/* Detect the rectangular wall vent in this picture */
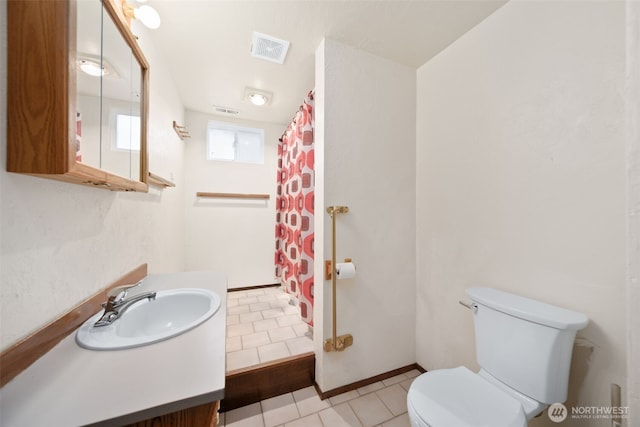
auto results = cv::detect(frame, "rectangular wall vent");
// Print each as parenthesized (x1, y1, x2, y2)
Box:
(251, 32, 290, 64)
(212, 105, 239, 115)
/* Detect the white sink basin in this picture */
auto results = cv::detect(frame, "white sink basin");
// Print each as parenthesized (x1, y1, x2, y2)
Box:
(76, 288, 221, 350)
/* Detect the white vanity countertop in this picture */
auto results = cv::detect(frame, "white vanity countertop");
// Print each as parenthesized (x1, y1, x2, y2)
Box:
(0, 271, 227, 427)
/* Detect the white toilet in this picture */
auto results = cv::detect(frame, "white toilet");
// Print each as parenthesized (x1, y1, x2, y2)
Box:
(407, 287, 588, 427)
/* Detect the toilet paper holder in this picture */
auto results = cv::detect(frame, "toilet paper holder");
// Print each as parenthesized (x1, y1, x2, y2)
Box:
(324, 258, 352, 280)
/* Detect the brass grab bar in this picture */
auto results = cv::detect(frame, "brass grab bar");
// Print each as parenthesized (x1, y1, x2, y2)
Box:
(324, 205, 353, 352)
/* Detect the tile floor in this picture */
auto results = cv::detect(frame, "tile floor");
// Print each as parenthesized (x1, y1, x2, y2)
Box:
(224, 287, 416, 426)
(226, 287, 314, 372)
(220, 370, 419, 427)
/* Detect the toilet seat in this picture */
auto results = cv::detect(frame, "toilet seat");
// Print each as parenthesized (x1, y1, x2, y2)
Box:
(407, 366, 527, 427)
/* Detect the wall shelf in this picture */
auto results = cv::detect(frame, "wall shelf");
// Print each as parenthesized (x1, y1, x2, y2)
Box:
(148, 172, 175, 188)
(173, 121, 191, 140)
(196, 192, 270, 200)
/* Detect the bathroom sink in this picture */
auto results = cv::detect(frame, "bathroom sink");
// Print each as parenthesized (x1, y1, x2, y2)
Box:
(76, 288, 221, 350)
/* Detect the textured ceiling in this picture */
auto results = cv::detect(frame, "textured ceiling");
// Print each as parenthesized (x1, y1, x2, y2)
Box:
(142, 0, 507, 124)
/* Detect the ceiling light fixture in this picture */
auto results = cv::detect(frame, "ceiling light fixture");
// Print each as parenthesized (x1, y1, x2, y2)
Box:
(244, 87, 272, 106)
(122, 3, 161, 29)
(77, 55, 120, 78)
(249, 93, 267, 106)
(79, 59, 106, 77)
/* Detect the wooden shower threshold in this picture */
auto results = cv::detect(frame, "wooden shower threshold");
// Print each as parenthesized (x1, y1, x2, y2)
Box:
(221, 352, 315, 412)
(220, 353, 424, 413)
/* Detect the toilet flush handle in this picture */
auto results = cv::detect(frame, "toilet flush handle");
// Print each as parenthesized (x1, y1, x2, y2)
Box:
(459, 300, 478, 314)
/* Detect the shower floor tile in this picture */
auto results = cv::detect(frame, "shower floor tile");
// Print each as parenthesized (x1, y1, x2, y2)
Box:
(226, 286, 313, 372)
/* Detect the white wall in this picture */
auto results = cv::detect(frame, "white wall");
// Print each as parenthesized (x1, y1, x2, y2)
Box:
(626, 0, 640, 424)
(182, 110, 283, 288)
(314, 38, 416, 391)
(133, 23, 187, 277)
(0, 8, 186, 351)
(416, 1, 628, 426)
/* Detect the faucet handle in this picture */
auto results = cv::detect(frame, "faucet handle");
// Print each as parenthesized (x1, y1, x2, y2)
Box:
(106, 281, 142, 301)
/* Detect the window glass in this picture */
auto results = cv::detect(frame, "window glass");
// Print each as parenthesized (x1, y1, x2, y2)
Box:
(236, 130, 264, 163)
(115, 114, 140, 151)
(207, 122, 264, 164)
(208, 128, 236, 161)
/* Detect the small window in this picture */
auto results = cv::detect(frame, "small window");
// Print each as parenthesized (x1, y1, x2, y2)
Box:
(207, 121, 264, 164)
(115, 114, 140, 151)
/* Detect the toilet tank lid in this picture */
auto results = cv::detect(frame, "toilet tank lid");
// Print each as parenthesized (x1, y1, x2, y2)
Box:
(467, 287, 589, 330)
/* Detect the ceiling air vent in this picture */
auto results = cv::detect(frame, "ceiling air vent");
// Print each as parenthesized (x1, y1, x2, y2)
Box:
(251, 32, 290, 64)
(212, 105, 239, 115)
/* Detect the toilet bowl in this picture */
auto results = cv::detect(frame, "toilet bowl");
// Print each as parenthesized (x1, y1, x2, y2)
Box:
(407, 287, 588, 427)
(407, 367, 528, 427)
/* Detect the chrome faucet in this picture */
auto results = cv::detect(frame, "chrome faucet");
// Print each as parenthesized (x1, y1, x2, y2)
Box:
(94, 281, 156, 327)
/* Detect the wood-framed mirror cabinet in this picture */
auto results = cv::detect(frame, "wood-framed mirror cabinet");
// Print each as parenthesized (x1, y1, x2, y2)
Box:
(7, 0, 150, 192)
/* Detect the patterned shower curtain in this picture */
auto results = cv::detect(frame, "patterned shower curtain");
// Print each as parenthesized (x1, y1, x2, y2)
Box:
(275, 92, 315, 326)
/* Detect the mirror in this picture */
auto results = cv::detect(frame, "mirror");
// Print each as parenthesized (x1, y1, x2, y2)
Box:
(75, 0, 145, 182)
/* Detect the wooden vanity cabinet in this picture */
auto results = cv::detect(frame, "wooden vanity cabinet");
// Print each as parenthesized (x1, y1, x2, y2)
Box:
(7, 0, 149, 192)
(126, 401, 220, 427)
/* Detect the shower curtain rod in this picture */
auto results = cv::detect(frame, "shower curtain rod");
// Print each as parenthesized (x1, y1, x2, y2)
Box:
(280, 89, 315, 140)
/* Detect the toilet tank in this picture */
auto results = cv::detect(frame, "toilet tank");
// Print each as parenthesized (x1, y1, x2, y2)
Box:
(467, 287, 588, 404)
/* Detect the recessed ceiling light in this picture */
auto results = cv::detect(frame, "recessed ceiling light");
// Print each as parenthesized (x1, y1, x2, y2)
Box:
(77, 54, 120, 79)
(244, 87, 272, 106)
(248, 93, 267, 106)
(79, 59, 106, 77)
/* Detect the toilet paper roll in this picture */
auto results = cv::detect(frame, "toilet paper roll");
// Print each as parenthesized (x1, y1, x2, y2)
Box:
(335, 262, 356, 280)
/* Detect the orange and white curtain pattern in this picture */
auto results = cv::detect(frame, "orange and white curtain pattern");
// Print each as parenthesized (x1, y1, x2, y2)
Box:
(275, 92, 315, 326)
